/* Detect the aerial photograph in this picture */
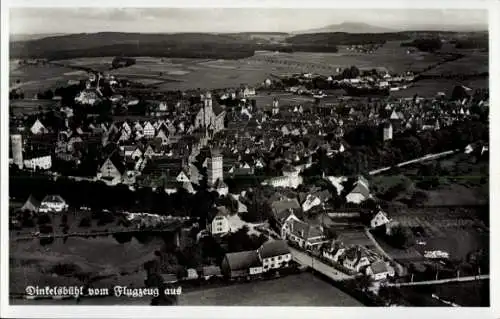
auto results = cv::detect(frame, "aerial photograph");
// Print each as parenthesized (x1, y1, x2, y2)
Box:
(7, 7, 489, 307)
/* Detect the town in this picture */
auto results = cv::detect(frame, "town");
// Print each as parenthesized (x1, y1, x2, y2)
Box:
(7, 10, 489, 308)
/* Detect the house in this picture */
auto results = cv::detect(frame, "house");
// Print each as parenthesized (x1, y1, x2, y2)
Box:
(214, 178, 229, 197)
(186, 268, 199, 280)
(286, 219, 327, 250)
(221, 250, 263, 279)
(98, 153, 126, 185)
(370, 210, 391, 229)
(342, 247, 371, 273)
(143, 122, 156, 138)
(156, 130, 169, 145)
(322, 241, 346, 263)
(30, 119, 48, 135)
(38, 195, 68, 213)
(243, 87, 256, 98)
(366, 260, 393, 281)
(176, 169, 191, 183)
(207, 206, 231, 236)
(257, 240, 292, 272)
(346, 176, 371, 204)
(200, 266, 222, 280)
(20, 195, 40, 213)
(270, 197, 301, 236)
(23, 154, 52, 170)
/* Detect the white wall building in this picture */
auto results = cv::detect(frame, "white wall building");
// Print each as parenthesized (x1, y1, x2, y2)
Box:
(23, 155, 52, 170)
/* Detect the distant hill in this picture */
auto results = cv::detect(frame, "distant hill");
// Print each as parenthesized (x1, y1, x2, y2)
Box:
(294, 22, 395, 34)
(9, 33, 67, 42)
(295, 22, 488, 34)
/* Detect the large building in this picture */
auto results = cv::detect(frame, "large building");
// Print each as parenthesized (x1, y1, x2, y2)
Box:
(194, 92, 226, 136)
(207, 148, 223, 187)
(10, 134, 23, 169)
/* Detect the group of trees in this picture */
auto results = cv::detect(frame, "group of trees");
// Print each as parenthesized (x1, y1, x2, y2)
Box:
(401, 38, 443, 52)
(9, 89, 25, 100)
(306, 118, 488, 177)
(9, 176, 222, 221)
(111, 56, 136, 69)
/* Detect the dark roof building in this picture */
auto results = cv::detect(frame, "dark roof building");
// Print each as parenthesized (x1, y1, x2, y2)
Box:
(258, 240, 290, 259)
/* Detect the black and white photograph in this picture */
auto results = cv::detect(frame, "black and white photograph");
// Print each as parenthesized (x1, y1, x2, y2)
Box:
(0, 1, 497, 318)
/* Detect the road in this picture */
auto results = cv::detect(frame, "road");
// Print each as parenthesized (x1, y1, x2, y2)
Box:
(369, 149, 459, 176)
(289, 246, 354, 281)
(364, 227, 405, 276)
(383, 274, 489, 287)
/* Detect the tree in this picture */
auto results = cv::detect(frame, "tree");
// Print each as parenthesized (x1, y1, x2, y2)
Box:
(388, 225, 415, 249)
(354, 274, 372, 292)
(79, 217, 91, 228)
(37, 214, 52, 225)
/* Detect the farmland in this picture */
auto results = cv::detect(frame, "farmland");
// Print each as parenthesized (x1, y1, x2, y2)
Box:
(369, 150, 489, 265)
(10, 61, 87, 98)
(10, 39, 488, 95)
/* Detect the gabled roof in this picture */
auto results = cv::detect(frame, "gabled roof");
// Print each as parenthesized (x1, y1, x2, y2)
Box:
(41, 194, 66, 204)
(102, 151, 126, 175)
(258, 240, 290, 259)
(369, 260, 388, 274)
(224, 250, 261, 271)
(289, 219, 323, 240)
(21, 195, 40, 212)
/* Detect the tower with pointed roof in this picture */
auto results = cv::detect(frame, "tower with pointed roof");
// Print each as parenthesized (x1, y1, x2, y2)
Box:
(207, 147, 223, 187)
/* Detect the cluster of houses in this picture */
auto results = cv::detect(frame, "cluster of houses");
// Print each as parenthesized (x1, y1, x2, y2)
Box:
(268, 193, 396, 281)
(18, 194, 69, 214)
(221, 240, 292, 280)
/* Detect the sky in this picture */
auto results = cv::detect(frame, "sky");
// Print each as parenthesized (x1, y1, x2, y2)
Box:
(9, 8, 488, 34)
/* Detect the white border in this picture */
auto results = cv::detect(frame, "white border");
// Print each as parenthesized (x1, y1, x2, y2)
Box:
(1, 1, 498, 318)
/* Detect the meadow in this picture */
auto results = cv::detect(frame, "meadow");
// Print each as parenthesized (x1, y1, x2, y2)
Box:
(10, 61, 87, 98)
(11, 40, 488, 95)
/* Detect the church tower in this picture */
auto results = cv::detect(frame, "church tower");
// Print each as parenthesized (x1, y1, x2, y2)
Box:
(272, 98, 279, 115)
(10, 134, 23, 169)
(383, 122, 393, 141)
(207, 147, 223, 187)
(201, 91, 213, 137)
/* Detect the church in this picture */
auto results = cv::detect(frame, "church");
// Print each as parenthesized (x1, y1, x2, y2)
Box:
(194, 91, 226, 136)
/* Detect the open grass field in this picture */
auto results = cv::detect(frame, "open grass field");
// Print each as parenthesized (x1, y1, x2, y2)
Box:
(10, 99, 57, 116)
(399, 279, 489, 307)
(10, 61, 87, 98)
(377, 206, 488, 263)
(179, 272, 363, 306)
(422, 51, 488, 76)
(46, 43, 458, 91)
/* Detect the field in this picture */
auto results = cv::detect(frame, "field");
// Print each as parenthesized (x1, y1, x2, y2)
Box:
(399, 279, 489, 307)
(370, 151, 489, 263)
(10, 99, 57, 116)
(179, 272, 363, 306)
(11, 41, 488, 96)
(422, 51, 488, 76)
(48, 42, 454, 91)
(10, 61, 87, 98)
